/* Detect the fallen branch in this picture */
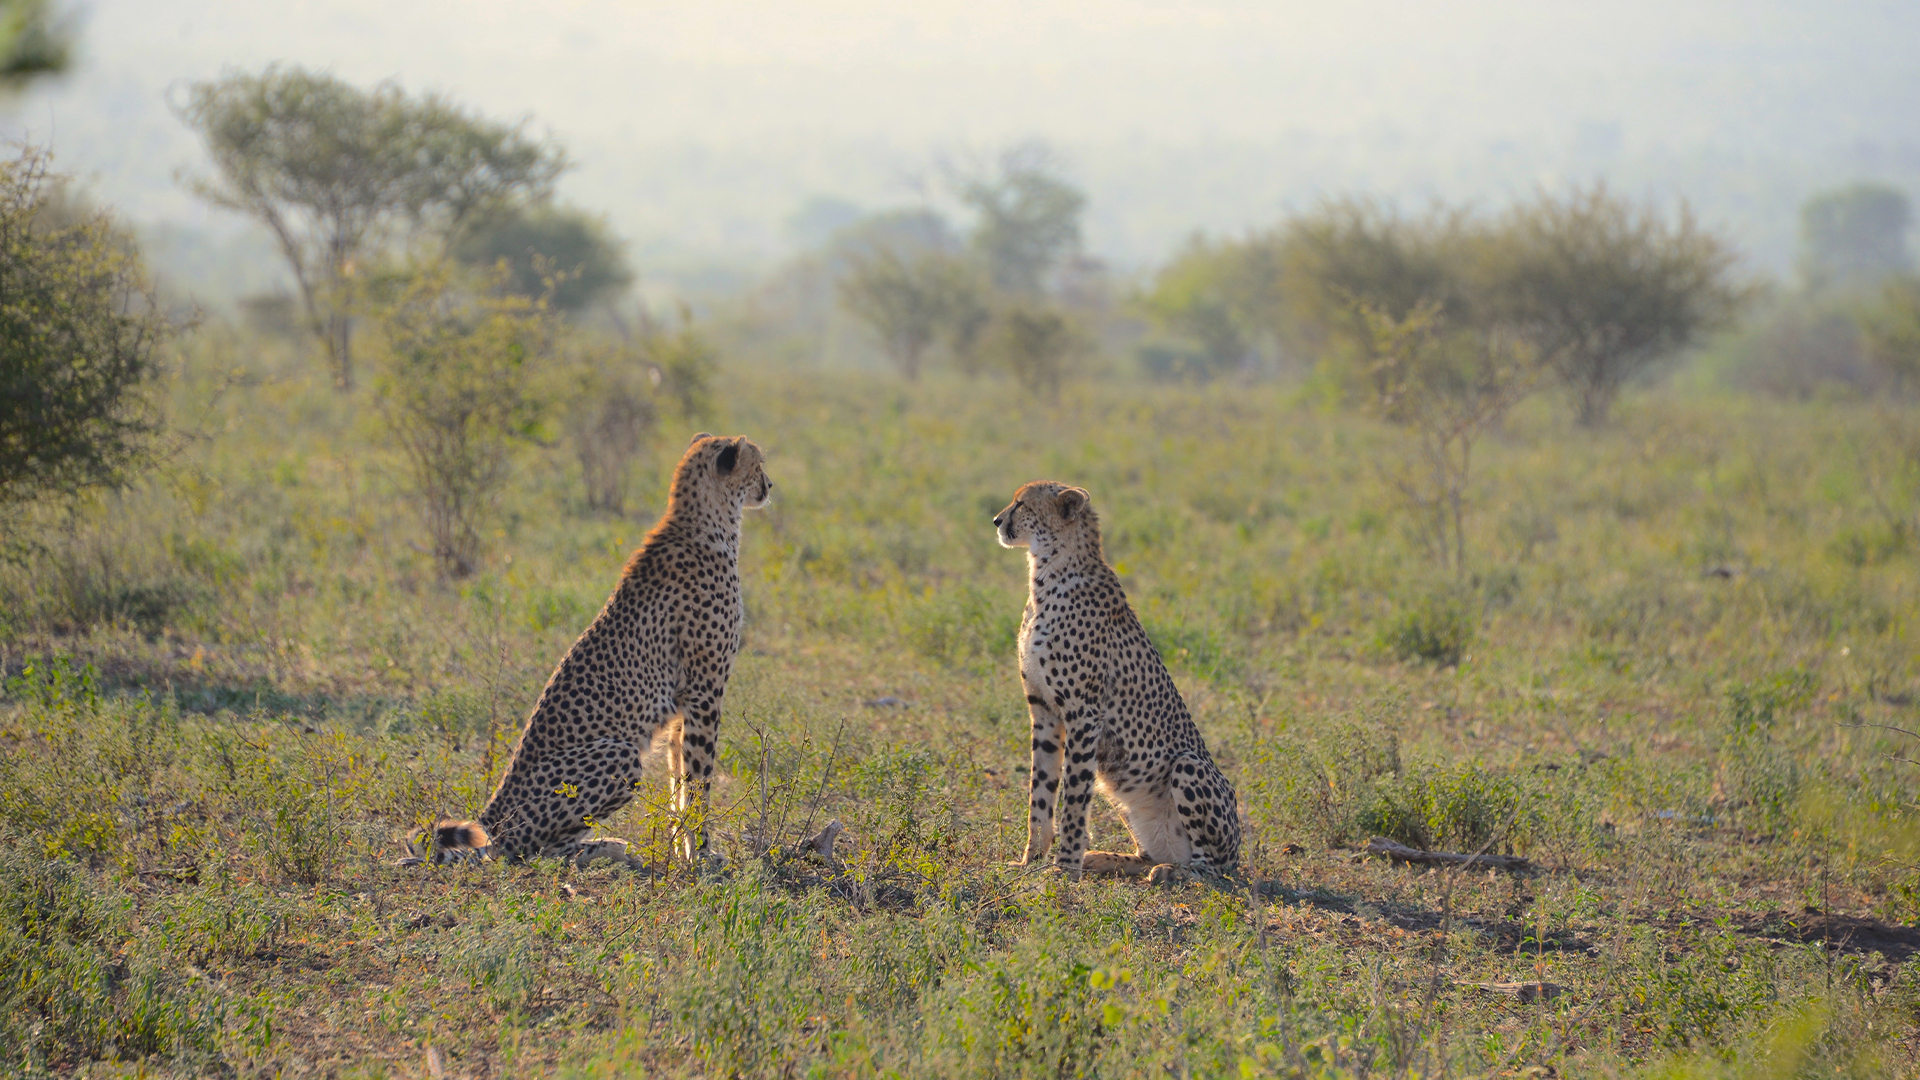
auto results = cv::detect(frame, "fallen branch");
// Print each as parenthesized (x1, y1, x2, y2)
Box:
(1465, 980, 1563, 1002)
(1364, 837, 1532, 873)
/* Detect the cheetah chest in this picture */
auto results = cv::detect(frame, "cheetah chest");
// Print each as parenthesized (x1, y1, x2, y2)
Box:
(1017, 599, 1105, 709)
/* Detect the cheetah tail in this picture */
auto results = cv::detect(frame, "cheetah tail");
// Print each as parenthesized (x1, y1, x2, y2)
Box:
(434, 819, 490, 851)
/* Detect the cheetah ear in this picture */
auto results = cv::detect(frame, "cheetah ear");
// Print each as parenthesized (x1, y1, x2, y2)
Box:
(1056, 487, 1089, 521)
(715, 440, 739, 475)
(690, 431, 713, 445)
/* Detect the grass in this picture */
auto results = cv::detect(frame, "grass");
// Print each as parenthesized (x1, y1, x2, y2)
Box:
(1, 328, 1918, 1076)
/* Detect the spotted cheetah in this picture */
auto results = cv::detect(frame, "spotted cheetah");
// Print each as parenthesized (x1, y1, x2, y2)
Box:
(994, 481, 1241, 878)
(408, 434, 772, 868)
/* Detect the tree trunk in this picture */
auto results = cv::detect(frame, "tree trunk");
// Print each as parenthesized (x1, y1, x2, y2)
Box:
(326, 311, 354, 391)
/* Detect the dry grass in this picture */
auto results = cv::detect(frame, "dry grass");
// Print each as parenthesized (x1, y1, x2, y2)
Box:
(1, 330, 1918, 1077)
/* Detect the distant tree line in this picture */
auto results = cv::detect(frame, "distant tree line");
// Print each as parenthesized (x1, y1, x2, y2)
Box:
(1725, 182, 1919, 399)
(832, 144, 1091, 400)
(1135, 186, 1743, 426)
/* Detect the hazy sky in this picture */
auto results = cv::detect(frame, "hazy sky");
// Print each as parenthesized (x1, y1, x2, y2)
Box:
(5, 0, 1917, 290)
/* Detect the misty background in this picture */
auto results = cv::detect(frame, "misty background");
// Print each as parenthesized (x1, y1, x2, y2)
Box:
(3, 0, 1917, 303)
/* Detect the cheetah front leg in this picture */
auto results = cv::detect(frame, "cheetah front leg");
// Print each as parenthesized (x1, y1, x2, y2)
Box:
(1051, 698, 1103, 876)
(1015, 692, 1064, 866)
(672, 680, 727, 861)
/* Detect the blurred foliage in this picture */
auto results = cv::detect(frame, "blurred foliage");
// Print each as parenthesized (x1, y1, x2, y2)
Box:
(559, 312, 715, 514)
(953, 143, 1086, 297)
(178, 65, 567, 389)
(562, 339, 658, 515)
(980, 299, 1082, 403)
(837, 246, 981, 381)
(1133, 234, 1258, 381)
(1490, 183, 1742, 425)
(369, 257, 554, 577)
(0, 147, 169, 520)
(0, 0, 69, 89)
(1131, 189, 1739, 425)
(1799, 182, 1913, 296)
(1859, 275, 1920, 393)
(450, 202, 632, 313)
(1355, 300, 1537, 570)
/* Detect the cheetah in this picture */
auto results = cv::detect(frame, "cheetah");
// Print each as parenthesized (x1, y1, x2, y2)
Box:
(993, 481, 1241, 879)
(407, 434, 772, 869)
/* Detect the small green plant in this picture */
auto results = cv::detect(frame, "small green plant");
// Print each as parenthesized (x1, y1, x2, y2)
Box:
(446, 918, 543, 1012)
(1717, 670, 1816, 831)
(371, 256, 555, 577)
(1378, 589, 1476, 664)
(0, 849, 225, 1070)
(1357, 763, 1530, 852)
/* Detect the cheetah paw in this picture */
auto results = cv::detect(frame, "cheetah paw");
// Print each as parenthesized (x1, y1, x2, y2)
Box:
(1147, 863, 1189, 886)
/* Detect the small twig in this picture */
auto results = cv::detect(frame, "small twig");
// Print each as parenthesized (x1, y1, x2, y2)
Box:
(1838, 721, 1920, 742)
(793, 716, 850, 852)
(1365, 837, 1532, 873)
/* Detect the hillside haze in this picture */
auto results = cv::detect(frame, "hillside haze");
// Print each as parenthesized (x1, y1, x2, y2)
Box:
(3, 0, 1916, 294)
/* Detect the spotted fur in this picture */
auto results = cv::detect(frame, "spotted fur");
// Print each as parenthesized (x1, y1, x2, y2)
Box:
(411, 434, 771, 869)
(994, 481, 1241, 877)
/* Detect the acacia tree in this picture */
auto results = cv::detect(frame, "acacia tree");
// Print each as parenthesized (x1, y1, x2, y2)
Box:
(1276, 198, 1477, 360)
(1861, 277, 1920, 393)
(0, 148, 169, 517)
(1357, 301, 1537, 573)
(837, 247, 978, 380)
(954, 144, 1085, 296)
(178, 66, 566, 389)
(1491, 184, 1739, 426)
(984, 301, 1081, 403)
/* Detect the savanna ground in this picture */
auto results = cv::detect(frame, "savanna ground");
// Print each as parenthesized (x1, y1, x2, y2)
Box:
(3, 329, 1920, 1078)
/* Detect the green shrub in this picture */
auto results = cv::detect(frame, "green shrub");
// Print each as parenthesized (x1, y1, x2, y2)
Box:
(926, 940, 1104, 1078)
(1240, 714, 1405, 849)
(0, 849, 224, 1071)
(1377, 590, 1475, 664)
(648, 872, 831, 1073)
(1357, 764, 1530, 852)
(446, 919, 543, 1012)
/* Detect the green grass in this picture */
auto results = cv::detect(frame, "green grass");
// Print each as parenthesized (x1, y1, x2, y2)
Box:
(1, 331, 1919, 1076)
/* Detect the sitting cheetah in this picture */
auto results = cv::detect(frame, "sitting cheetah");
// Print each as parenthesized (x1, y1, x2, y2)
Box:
(407, 434, 772, 868)
(994, 481, 1240, 878)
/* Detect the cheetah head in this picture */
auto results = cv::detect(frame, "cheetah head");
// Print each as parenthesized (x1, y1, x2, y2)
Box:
(994, 481, 1095, 553)
(682, 433, 773, 511)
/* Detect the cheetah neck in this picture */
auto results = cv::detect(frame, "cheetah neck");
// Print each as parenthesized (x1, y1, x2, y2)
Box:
(1026, 543, 1105, 591)
(650, 496, 743, 557)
